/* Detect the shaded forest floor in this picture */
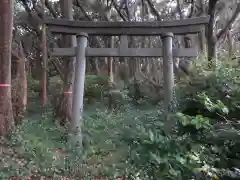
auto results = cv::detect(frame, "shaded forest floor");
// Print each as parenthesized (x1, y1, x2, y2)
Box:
(2, 59, 240, 179)
(0, 98, 159, 179)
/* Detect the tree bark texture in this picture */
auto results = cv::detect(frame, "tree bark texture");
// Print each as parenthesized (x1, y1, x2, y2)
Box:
(41, 0, 47, 105)
(11, 43, 27, 125)
(58, 0, 76, 127)
(0, 0, 14, 136)
(108, 37, 114, 82)
(207, 0, 218, 67)
(227, 30, 233, 58)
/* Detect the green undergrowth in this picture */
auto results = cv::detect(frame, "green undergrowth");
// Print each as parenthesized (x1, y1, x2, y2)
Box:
(1, 101, 234, 180)
(0, 103, 161, 179)
(2, 57, 240, 179)
(0, 116, 65, 178)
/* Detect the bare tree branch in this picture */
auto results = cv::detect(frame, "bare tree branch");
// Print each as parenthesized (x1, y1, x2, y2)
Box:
(112, 0, 128, 21)
(45, 0, 58, 18)
(217, 3, 240, 40)
(187, 0, 195, 18)
(145, 0, 161, 20)
(176, 0, 184, 19)
(51, 59, 64, 80)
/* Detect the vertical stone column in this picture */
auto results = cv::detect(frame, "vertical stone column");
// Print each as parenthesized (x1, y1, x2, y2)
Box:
(69, 32, 88, 148)
(161, 32, 175, 133)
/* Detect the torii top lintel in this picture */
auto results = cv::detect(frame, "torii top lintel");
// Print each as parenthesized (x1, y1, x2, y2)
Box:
(44, 16, 209, 36)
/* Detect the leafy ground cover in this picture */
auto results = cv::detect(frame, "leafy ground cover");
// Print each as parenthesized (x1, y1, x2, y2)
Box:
(1, 59, 240, 180)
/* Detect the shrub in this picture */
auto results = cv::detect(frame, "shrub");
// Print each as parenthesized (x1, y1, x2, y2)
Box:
(84, 75, 109, 103)
(122, 59, 240, 180)
(176, 59, 240, 119)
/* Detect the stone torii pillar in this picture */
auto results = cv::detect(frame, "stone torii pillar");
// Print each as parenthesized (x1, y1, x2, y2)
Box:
(68, 32, 88, 147)
(161, 33, 175, 133)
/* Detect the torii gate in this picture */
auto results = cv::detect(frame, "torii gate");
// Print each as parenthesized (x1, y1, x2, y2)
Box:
(44, 16, 209, 141)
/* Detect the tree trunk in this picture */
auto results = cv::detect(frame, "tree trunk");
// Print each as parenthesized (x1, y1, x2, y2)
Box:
(207, 0, 219, 67)
(0, 0, 14, 136)
(198, 0, 207, 56)
(198, 29, 206, 56)
(89, 57, 100, 75)
(11, 43, 27, 125)
(108, 37, 114, 82)
(58, 0, 76, 127)
(227, 30, 233, 59)
(41, 0, 47, 105)
(128, 36, 136, 78)
(32, 47, 41, 80)
(207, 36, 217, 66)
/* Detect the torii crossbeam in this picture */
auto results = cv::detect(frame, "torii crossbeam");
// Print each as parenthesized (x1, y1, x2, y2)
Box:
(44, 16, 209, 35)
(44, 16, 209, 139)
